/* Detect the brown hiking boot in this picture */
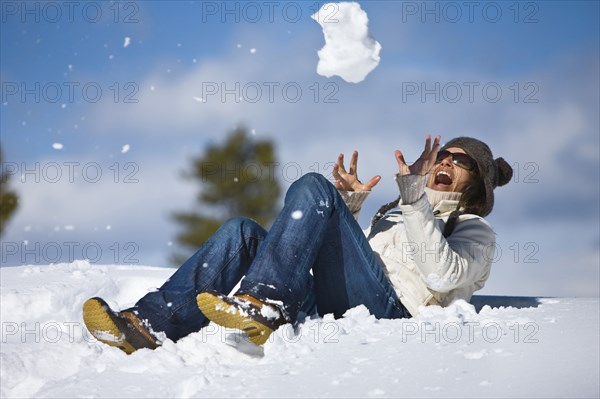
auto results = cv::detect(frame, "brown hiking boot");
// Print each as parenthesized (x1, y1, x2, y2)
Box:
(82, 297, 160, 354)
(197, 291, 286, 346)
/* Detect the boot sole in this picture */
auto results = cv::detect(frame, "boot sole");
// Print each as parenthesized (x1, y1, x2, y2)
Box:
(82, 298, 137, 354)
(197, 292, 274, 346)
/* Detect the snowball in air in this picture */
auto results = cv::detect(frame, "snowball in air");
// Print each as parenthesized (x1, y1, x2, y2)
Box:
(121, 144, 130, 153)
(123, 37, 131, 48)
(311, 2, 381, 83)
(291, 210, 303, 220)
(52, 143, 63, 150)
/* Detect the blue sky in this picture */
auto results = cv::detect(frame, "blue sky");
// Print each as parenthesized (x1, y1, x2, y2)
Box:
(1, 1, 599, 297)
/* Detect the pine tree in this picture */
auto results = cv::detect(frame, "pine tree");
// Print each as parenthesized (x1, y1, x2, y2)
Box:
(0, 146, 19, 237)
(172, 128, 281, 265)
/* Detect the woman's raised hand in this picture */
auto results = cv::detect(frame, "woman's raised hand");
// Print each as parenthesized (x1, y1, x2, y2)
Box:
(332, 151, 381, 192)
(394, 135, 441, 176)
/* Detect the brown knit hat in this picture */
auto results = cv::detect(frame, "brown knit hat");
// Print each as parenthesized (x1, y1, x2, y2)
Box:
(440, 137, 513, 217)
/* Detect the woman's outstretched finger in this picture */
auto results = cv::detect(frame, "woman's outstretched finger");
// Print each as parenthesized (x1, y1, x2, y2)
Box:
(364, 175, 381, 190)
(332, 163, 341, 179)
(394, 150, 406, 168)
(332, 164, 343, 188)
(349, 151, 358, 175)
(337, 153, 347, 173)
(427, 135, 442, 167)
(423, 134, 431, 156)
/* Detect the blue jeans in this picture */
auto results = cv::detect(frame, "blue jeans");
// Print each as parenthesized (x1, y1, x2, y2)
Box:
(133, 173, 410, 341)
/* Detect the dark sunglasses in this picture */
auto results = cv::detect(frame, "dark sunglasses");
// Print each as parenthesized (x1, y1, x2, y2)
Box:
(435, 150, 477, 171)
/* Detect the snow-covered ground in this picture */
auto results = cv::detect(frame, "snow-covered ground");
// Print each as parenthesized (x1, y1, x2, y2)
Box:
(1, 261, 598, 398)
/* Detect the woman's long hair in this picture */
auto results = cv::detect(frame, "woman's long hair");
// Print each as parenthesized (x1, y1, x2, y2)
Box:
(456, 167, 487, 217)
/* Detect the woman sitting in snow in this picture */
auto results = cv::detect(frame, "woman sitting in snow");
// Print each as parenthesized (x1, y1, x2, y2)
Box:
(83, 135, 513, 353)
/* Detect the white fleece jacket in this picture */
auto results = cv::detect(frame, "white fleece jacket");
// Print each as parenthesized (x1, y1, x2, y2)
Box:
(340, 177, 496, 317)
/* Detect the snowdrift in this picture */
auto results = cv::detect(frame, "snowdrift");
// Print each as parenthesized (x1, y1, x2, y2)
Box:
(1, 261, 598, 398)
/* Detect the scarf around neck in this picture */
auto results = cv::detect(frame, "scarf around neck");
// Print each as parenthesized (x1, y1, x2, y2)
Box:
(424, 187, 462, 211)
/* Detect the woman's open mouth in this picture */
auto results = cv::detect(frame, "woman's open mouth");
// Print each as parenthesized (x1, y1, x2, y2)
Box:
(432, 170, 454, 190)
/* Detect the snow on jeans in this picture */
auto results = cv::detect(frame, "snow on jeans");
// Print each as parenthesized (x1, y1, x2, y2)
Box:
(133, 173, 410, 342)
